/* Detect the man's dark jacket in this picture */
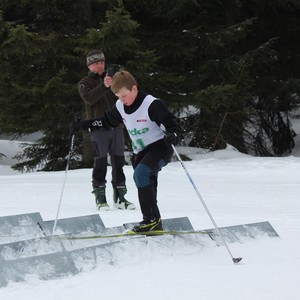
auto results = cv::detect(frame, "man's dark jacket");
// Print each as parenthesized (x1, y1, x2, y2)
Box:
(78, 72, 117, 119)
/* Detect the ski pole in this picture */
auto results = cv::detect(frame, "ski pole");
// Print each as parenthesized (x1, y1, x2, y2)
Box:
(171, 144, 242, 264)
(52, 116, 78, 235)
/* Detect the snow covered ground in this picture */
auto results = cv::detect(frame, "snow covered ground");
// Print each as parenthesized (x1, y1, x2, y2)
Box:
(0, 139, 300, 299)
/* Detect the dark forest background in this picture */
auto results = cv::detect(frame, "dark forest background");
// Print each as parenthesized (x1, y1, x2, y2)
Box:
(0, 0, 299, 171)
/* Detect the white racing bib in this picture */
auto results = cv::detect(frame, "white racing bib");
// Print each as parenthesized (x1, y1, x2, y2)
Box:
(116, 95, 164, 153)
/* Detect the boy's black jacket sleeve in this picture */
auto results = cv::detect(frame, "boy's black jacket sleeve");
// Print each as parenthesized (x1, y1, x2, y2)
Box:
(102, 106, 123, 128)
(148, 99, 181, 136)
(79, 106, 123, 131)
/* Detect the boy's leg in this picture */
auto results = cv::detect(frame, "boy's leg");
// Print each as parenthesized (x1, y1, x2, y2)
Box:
(133, 150, 169, 222)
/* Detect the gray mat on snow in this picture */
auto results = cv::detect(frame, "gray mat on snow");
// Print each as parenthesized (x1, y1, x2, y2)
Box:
(0, 237, 142, 288)
(0, 211, 280, 288)
(0, 212, 49, 245)
(205, 221, 279, 244)
(43, 214, 106, 235)
(0, 251, 78, 287)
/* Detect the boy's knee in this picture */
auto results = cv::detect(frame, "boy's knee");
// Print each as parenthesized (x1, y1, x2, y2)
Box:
(133, 163, 151, 188)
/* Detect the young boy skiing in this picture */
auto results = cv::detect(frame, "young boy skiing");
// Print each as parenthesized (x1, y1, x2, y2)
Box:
(72, 71, 181, 233)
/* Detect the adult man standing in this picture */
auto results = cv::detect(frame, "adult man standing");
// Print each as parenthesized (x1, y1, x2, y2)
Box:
(78, 49, 135, 211)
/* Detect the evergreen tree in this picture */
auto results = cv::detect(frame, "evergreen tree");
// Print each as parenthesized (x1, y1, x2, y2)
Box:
(122, 0, 300, 155)
(195, 0, 300, 155)
(1, 0, 299, 172)
(0, 0, 88, 171)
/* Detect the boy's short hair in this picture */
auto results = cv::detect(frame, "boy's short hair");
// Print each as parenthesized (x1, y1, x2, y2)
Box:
(111, 71, 138, 94)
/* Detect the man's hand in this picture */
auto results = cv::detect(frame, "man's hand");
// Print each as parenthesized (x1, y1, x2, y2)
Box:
(104, 75, 113, 88)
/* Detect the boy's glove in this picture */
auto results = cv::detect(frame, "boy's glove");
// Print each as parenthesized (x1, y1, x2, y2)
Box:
(163, 132, 178, 146)
(69, 119, 93, 137)
(69, 118, 108, 137)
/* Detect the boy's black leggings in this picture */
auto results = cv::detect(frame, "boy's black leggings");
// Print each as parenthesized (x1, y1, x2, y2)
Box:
(132, 140, 173, 221)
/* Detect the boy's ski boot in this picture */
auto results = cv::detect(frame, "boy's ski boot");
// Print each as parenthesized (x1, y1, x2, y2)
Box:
(131, 218, 163, 233)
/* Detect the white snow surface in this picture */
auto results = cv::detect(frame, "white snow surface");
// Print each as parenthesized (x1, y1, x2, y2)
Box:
(0, 141, 300, 299)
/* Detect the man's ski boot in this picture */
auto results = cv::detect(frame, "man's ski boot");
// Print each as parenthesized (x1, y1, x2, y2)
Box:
(113, 186, 135, 210)
(93, 186, 110, 211)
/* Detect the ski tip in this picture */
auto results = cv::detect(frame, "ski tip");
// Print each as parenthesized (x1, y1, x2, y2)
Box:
(233, 257, 242, 264)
